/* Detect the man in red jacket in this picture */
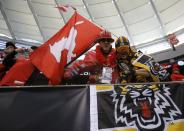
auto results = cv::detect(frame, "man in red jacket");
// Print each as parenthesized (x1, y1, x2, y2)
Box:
(0, 46, 39, 86)
(64, 30, 119, 84)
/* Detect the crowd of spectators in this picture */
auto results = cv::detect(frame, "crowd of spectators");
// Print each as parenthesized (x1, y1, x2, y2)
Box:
(63, 30, 169, 85)
(0, 30, 183, 86)
(161, 58, 184, 81)
(0, 42, 42, 86)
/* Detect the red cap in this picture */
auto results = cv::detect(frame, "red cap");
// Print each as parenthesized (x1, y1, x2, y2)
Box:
(95, 30, 114, 43)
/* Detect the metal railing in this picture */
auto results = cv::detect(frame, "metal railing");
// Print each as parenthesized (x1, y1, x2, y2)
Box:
(0, 81, 184, 88)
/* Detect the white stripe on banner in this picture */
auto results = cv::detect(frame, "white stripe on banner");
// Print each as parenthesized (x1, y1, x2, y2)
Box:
(90, 85, 98, 131)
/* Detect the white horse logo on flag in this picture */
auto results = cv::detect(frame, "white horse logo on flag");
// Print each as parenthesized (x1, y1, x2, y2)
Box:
(49, 21, 84, 63)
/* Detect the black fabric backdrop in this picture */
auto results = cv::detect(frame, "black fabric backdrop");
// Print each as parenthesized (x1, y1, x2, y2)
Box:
(0, 86, 90, 131)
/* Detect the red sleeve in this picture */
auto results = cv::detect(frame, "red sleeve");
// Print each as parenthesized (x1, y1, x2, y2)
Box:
(64, 50, 97, 77)
(83, 50, 97, 66)
(0, 64, 6, 80)
(0, 60, 35, 86)
(170, 73, 184, 81)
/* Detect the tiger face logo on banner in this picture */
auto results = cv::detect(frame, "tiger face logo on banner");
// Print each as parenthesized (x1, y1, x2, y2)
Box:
(113, 84, 182, 130)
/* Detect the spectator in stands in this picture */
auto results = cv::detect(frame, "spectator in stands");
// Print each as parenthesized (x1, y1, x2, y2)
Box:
(0, 45, 43, 86)
(115, 36, 169, 83)
(0, 41, 18, 80)
(170, 67, 184, 81)
(64, 30, 119, 84)
(25, 45, 48, 86)
(22, 46, 38, 59)
(0, 50, 4, 63)
(28, 46, 38, 53)
(2, 41, 17, 70)
(115, 36, 152, 83)
(168, 58, 178, 73)
(0, 50, 6, 80)
(2, 41, 27, 71)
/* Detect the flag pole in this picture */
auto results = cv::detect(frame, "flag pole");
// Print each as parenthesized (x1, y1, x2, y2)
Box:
(65, 40, 97, 67)
(171, 44, 176, 51)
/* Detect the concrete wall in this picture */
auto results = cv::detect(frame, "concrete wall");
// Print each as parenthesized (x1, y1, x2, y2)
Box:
(150, 44, 184, 62)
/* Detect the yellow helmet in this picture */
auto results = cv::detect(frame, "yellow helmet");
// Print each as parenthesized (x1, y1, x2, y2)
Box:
(115, 36, 130, 49)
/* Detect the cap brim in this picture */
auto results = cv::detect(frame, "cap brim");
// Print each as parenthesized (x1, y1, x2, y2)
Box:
(95, 37, 114, 43)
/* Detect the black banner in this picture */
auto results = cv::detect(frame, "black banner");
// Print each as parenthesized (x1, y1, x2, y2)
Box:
(0, 86, 90, 131)
(93, 84, 184, 131)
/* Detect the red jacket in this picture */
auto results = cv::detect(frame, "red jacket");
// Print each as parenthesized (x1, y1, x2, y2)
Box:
(170, 73, 184, 81)
(0, 59, 35, 86)
(0, 64, 6, 80)
(64, 45, 119, 84)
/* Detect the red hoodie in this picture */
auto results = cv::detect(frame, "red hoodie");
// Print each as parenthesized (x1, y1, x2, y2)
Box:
(171, 73, 184, 81)
(0, 59, 35, 86)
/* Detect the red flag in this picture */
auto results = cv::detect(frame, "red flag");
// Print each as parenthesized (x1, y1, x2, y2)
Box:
(167, 33, 179, 45)
(0, 59, 35, 86)
(56, 4, 76, 12)
(30, 12, 103, 85)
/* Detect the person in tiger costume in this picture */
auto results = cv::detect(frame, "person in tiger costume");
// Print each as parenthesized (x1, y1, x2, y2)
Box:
(115, 36, 168, 83)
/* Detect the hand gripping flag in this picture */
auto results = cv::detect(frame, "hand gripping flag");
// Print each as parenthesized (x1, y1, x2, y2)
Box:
(30, 11, 102, 85)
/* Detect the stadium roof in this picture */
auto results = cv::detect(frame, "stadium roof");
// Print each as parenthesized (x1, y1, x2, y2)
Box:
(0, 0, 184, 54)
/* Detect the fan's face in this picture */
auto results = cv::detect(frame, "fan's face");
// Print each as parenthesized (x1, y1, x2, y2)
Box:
(4, 46, 15, 54)
(99, 40, 112, 54)
(117, 51, 128, 60)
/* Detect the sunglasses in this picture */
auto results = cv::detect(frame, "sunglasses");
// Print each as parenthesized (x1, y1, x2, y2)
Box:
(100, 39, 112, 43)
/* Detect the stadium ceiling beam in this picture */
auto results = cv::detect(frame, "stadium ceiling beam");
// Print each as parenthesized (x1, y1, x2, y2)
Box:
(81, 0, 94, 21)
(0, 1, 16, 40)
(0, 35, 41, 47)
(149, 0, 165, 35)
(27, 0, 46, 42)
(112, 0, 134, 46)
(149, 0, 175, 49)
(54, 0, 66, 24)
